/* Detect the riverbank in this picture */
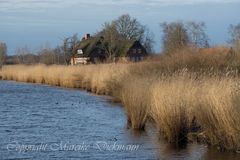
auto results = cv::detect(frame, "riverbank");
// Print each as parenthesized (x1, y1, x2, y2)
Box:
(1, 48, 240, 152)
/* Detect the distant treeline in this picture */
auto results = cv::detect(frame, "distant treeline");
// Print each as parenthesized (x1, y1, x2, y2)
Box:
(0, 14, 240, 65)
(5, 45, 66, 65)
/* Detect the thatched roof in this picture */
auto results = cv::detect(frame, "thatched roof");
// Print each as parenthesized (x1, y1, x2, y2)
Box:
(76, 37, 104, 57)
(76, 36, 147, 58)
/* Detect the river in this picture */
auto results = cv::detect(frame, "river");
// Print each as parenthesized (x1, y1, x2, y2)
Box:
(0, 81, 239, 160)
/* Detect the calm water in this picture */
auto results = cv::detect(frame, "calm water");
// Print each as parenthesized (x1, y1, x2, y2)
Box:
(0, 81, 239, 160)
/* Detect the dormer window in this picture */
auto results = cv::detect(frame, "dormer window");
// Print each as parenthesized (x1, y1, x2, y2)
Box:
(77, 49, 83, 55)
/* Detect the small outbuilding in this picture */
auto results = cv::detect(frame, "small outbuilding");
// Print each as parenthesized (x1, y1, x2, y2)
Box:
(126, 41, 148, 62)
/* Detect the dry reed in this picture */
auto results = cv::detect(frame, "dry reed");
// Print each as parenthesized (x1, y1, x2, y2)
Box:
(119, 76, 152, 130)
(0, 64, 129, 95)
(1, 48, 240, 151)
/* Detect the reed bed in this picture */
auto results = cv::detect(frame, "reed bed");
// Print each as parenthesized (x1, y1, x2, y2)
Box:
(117, 71, 240, 150)
(0, 64, 129, 94)
(150, 74, 240, 150)
(1, 48, 240, 151)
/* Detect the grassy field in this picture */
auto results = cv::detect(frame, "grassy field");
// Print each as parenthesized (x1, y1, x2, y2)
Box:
(1, 47, 240, 151)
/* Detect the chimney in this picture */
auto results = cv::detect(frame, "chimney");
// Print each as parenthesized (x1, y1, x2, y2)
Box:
(84, 33, 90, 40)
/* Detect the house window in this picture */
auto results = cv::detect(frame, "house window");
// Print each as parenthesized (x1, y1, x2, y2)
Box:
(138, 49, 142, 54)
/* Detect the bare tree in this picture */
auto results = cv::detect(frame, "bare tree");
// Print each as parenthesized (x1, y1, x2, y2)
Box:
(97, 14, 154, 58)
(98, 23, 126, 59)
(15, 46, 37, 64)
(229, 23, 240, 51)
(113, 14, 145, 40)
(160, 21, 210, 54)
(54, 46, 66, 64)
(186, 21, 209, 48)
(37, 43, 66, 65)
(63, 38, 70, 64)
(38, 46, 55, 65)
(161, 22, 190, 54)
(113, 14, 154, 52)
(142, 27, 155, 53)
(16, 46, 29, 64)
(0, 42, 7, 68)
(63, 33, 80, 65)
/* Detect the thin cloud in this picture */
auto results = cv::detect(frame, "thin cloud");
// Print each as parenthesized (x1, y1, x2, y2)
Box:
(0, 0, 239, 12)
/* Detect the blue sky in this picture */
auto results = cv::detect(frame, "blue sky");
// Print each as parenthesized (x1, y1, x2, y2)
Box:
(0, 0, 239, 54)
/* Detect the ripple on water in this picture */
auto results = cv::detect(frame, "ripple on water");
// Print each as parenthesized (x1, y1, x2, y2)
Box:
(0, 81, 240, 160)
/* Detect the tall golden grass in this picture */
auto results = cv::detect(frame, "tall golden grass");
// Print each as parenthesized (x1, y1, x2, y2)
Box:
(119, 76, 152, 130)
(0, 64, 129, 94)
(149, 73, 240, 150)
(1, 48, 240, 151)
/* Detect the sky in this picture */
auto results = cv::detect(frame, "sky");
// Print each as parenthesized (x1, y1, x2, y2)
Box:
(0, 0, 239, 54)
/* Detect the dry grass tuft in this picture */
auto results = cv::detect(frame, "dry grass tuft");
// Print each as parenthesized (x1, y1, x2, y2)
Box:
(149, 74, 197, 144)
(193, 77, 240, 150)
(119, 76, 152, 130)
